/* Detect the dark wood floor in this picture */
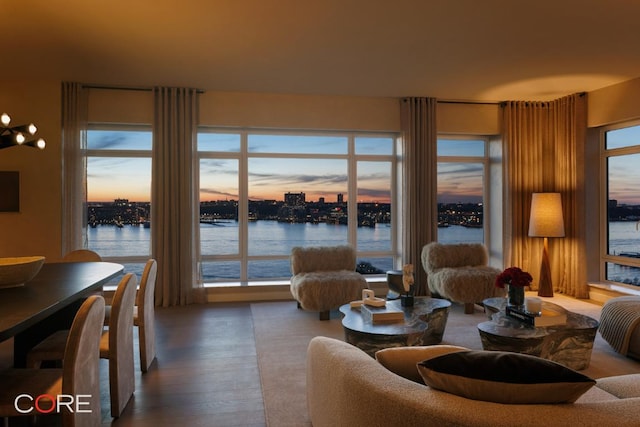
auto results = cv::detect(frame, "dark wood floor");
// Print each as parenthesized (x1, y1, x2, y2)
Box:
(1, 303, 267, 427)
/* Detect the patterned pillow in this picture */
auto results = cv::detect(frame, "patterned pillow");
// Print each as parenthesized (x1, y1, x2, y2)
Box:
(375, 345, 469, 384)
(417, 350, 596, 404)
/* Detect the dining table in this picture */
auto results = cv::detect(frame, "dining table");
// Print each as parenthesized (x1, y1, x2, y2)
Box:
(0, 261, 124, 367)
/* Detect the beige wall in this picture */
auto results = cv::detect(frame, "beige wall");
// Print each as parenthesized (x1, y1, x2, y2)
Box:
(588, 77, 640, 127)
(1, 80, 639, 263)
(0, 80, 61, 260)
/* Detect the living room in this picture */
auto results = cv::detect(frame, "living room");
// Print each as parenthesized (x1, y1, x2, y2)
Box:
(2, 1, 640, 426)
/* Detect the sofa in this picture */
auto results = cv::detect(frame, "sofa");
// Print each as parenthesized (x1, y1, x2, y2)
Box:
(307, 336, 640, 427)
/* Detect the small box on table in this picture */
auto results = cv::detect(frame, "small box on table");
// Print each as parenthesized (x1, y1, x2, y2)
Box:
(506, 305, 567, 327)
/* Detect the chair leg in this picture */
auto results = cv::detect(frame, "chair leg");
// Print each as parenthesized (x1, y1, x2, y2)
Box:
(464, 303, 475, 314)
(319, 310, 330, 321)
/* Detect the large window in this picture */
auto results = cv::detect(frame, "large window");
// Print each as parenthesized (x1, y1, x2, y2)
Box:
(602, 123, 640, 287)
(436, 137, 488, 245)
(198, 130, 398, 284)
(85, 126, 152, 278)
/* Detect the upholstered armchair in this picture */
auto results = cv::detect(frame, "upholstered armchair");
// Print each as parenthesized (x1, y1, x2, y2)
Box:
(421, 242, 503, 314)
(290, 245, 368, 320)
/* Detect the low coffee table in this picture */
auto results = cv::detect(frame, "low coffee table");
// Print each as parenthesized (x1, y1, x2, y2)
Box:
(478, 297, 599, 370)
(339, 297, 451, 357)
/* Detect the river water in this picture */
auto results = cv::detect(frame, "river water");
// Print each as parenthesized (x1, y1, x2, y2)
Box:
(87, 221, 638, 284)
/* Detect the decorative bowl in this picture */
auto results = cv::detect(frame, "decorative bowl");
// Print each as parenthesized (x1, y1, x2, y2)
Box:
(0, 256, 46, 288)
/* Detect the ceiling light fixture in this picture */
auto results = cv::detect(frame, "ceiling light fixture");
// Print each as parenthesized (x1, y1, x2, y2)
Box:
(0, 113, 46, 150)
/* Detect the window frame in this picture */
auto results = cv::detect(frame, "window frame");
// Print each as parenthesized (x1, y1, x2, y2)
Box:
(436, 135, 492, 247)
(197, 127, 399, 284)
(600, 120, 640, 287)
(85, 123, 153, 266)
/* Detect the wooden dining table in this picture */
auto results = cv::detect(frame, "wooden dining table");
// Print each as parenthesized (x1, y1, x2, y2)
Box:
(0, 261, 124, 367)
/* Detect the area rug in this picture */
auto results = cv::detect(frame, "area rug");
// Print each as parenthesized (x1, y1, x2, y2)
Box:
(251, 295, 640, 426)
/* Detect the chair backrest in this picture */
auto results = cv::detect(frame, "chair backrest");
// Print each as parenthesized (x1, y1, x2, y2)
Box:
(63, 249, 103, 262)
(61, 295, 105, 427)
(421, 242, 489, 273)
(109, 273, 137, 352)
(290, 245, 356, 275)
(137, 259, 158, 310)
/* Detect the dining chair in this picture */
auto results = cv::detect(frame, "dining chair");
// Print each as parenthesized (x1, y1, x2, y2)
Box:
(26, 273, 138, 418)
(135, 259, 158, 372)
(0, 295, 105, 427)
(104, 259, 158, 373)
(63, 249, 103, 262)
(63, 249, 105, 296)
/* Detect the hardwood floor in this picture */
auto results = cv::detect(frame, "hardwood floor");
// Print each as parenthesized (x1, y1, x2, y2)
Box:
(1, 303, 267, 427)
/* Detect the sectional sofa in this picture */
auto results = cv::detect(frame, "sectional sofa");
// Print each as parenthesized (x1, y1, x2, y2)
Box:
(307, 336, 640, 427)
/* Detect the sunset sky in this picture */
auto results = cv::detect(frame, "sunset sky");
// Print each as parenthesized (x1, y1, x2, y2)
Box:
(86, 129, 640, 205)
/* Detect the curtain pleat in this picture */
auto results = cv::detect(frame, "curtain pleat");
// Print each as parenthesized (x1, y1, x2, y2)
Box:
(502, 94, 588, 297)
(152, 87, 205, 307)
(400, 97, 438, 296)
(61, 82, 88, 255)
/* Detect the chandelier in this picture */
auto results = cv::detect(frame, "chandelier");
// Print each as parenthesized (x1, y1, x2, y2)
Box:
(0, 113, 46, 150)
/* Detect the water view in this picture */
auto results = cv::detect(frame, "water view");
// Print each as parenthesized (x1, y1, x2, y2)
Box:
(88, 221, 639, 285)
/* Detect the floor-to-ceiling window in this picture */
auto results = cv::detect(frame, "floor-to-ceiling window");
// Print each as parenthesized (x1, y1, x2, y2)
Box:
(197, 129, 398, 284)
(602, 122, 640, 287)
(436, 136, 489, 245)
(85, 125, 152, 278)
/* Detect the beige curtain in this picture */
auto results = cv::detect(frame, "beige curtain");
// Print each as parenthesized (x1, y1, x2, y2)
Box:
(400, 97, 438, 296)
(61, 82, 89, 255)
(152, 87, 205, 306)
(502, 94, 588, 297)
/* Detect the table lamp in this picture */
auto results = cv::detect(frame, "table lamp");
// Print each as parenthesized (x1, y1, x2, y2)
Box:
(528, 192, 565, 297)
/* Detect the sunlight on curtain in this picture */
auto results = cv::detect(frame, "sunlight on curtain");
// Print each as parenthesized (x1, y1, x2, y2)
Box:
(502, 94, 587, 297)
(152, 87, 205, 306)
(400, 97, 438, 296)
(61, 82, 88, 255)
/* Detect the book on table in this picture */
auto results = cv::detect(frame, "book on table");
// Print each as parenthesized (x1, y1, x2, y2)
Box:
(360, 303, 405, 324)
(506, 305, 567, 327)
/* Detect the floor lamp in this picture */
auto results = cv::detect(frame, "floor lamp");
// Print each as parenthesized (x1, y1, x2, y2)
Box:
(528, 193, 565, 297)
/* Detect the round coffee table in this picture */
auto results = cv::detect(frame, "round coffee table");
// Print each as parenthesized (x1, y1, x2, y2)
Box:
(478, 297, 599, 370)
(339, 297, 451, 357)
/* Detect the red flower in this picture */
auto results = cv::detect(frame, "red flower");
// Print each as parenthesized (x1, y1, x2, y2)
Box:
(495, 267, 533, 288)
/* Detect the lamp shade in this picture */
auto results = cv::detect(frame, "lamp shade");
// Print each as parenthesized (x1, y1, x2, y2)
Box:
(528, 193, 565, 238)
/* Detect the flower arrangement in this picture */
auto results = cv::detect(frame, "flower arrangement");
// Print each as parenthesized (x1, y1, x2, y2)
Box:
(495, 267, 533, 289)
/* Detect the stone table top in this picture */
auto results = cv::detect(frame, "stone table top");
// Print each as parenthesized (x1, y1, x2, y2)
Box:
(478, 297, 599, 370)
(339, 297, 451, 357)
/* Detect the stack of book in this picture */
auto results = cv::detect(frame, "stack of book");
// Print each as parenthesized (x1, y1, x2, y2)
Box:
(361, 303, 405, 324)
(506, 305, 567, 327)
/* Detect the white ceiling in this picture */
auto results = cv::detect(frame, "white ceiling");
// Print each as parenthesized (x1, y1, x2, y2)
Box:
(5, 0, 640, 102)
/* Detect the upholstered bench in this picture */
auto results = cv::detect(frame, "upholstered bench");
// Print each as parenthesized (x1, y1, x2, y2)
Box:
(290, 245, 367, 320)
(599, 296, 640, 360)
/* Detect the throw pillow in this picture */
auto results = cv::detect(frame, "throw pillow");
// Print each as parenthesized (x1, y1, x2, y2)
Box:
(375, 345, 469, 384)
(417, 350, 596, 404)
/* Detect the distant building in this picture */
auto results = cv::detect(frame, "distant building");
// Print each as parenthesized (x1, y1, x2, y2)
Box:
(318, 197, 325, 204)
(284, 192, 305, 206)
(337, 193, 344, 203)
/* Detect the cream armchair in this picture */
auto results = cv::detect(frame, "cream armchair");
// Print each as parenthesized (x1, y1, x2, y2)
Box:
(421, 242, 503, 314)
(290, 245, 368, 320)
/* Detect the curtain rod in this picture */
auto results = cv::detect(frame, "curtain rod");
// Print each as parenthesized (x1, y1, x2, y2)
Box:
(437, 99, 500, 106)
(81, 83, 205, 94)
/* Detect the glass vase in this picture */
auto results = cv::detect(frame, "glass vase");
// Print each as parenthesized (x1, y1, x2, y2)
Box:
(507, 284, 525, 308)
